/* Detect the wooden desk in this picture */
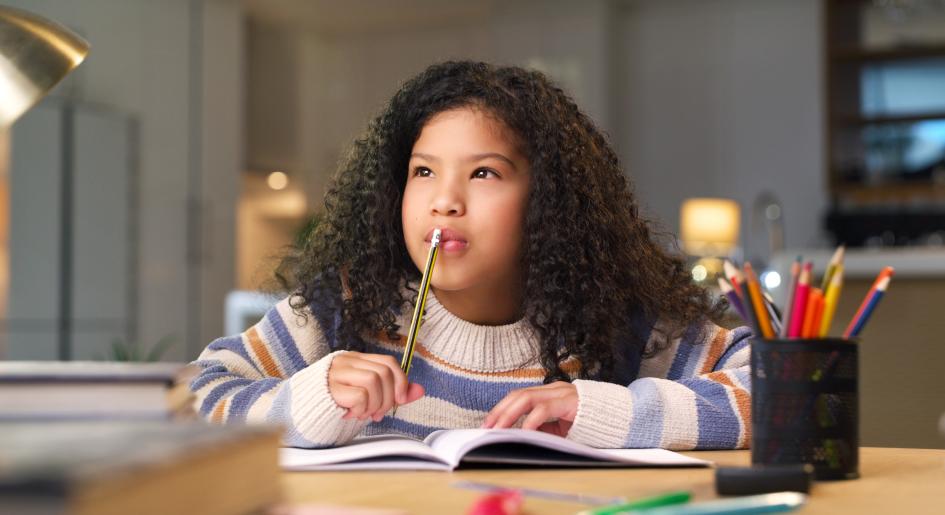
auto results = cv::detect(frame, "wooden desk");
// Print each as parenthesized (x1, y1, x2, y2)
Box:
(282, 447, 945, 514)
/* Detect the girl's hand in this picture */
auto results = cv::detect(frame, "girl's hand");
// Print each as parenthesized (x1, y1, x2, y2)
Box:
(481, 381, 578, 437)
(327, 352, 425, 422)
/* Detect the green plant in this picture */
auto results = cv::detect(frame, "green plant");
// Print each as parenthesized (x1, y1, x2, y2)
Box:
(98, 334, 178, 362)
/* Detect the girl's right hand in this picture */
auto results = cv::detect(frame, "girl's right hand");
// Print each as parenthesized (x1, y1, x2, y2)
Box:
(327, 352, 425, 422)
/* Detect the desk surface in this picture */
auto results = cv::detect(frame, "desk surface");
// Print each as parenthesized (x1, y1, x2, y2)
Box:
(281, 447, 945, 514)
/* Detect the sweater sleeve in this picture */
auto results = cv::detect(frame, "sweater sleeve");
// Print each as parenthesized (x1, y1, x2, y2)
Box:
(566, 323, 753, 450)
(188, 296, 368, 447)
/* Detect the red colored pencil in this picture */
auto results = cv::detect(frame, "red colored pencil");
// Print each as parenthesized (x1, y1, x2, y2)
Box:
(787, 262, 812, 338)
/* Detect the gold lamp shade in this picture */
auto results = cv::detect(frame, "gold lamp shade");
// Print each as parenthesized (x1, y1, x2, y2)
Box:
(0, 6, 89, 128)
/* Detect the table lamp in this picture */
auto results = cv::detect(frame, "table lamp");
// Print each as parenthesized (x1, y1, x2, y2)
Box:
(0, 5, 89, 129)
(680, 197, 741, 283)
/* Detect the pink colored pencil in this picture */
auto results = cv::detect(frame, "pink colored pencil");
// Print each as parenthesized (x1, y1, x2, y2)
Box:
(787, 262, 813, 338)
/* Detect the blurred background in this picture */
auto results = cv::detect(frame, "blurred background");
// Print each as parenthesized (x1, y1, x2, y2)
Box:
(0, 0, 942, 447)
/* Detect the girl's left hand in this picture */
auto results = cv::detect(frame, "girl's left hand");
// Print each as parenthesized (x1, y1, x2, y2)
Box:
(481, 381, 578, 437)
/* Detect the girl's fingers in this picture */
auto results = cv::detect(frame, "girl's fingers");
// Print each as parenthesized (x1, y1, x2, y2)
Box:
(404, 382, 425, 404)
(330, 383, 369, 418)
(483, 383, 577, 429)
(520, 403, 551, 431)
(332, 367, 384, 418)
(349, 360, 396, 418)
(359, 354, 410, 405)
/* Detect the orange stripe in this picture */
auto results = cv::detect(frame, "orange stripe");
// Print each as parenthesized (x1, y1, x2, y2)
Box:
(247, 327, 281, 377)
(373, 330, 582, 378)
(699, 327, 729, 374)
(211, 397, 229, 423)
(706, 371, 752, 448)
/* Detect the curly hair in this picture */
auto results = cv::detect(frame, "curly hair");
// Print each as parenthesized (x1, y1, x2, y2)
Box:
(282, 60, 725, 384)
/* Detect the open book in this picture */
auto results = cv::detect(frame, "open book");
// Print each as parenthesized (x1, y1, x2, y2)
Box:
(281, 428, 710, 471)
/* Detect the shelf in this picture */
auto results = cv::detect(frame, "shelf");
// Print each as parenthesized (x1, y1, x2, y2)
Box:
(832, 112, 945, 126)
(830, 45, 945, 63)
(830, 182, 945, 204)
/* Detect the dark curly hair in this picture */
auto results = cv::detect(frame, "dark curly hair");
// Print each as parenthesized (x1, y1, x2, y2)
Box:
(282, 60, 725, 384)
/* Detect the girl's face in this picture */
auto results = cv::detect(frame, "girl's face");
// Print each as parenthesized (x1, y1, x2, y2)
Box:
(402, 107, 531, 310)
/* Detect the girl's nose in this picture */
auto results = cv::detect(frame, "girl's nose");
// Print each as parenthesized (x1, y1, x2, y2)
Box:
(430, 181, 465, 217)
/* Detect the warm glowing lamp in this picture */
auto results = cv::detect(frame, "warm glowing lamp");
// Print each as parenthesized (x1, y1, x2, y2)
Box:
(680, 198, 741, 284)
(680, 198, 741, 257)
(0, 6, 89, 128)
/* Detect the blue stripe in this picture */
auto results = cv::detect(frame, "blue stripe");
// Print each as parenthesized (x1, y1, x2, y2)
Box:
(364, 416, 442, 440)
(199, 377, 253, 416)
(625, 379, 664, 448)
(716, 326, 753, 370)
(190, 366, 238, 392)
(363, 343, 539, 411)
(206, 334, 254, 366)
(666, 329, 696, 380)
(262, 307, 309, 374)
(226, 377, 282, 420)
(688, 378, 740, 449)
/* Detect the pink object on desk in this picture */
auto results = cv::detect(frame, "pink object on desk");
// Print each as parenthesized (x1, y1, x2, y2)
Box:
(467, 490, 523, 515)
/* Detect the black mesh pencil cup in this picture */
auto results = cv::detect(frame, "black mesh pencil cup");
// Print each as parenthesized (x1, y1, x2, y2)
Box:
(751, 338, 859, 480)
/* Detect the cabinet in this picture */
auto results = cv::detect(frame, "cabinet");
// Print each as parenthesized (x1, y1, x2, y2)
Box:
(825, 0, 945, 247)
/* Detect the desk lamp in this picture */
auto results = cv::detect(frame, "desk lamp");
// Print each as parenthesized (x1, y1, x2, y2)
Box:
(0, 5, 89, 128)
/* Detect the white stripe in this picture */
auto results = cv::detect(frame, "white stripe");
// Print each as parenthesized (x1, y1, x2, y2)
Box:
(395, 395, 486, 429)
(276, 298, 329, 364)
(657, 381, 699, 450)
(247, 387, 279, 422)
(373, 340, 551, 384)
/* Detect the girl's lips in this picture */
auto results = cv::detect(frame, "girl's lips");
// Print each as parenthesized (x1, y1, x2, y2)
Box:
(440, 239, 468, 253)
(425, 228, 467, 250)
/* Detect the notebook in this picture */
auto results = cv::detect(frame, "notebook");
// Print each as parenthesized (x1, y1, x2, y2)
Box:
(0, 361, 195, 421)
(281, 428, 711, 471)
(0, 421, 282, 515)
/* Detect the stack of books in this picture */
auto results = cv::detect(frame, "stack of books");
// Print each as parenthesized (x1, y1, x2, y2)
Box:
(0, 361, 198, 421)
(0, 422, 282, 515)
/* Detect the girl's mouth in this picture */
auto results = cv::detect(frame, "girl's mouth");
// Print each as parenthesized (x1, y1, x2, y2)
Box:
(426, 227, 468, 252)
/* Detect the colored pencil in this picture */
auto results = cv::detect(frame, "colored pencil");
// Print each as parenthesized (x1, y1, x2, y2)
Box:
(744, 262, 775, 339)
(820, 244, 845, 291)
(719, 277, 749, 321)
(761, 291, 782, 335)
(844, 268, 894, 338)
(787, 262, 812, 338)
(819, 264, 844, 337)
(779, 256, 802, 338)
(801, 288, 822, 338)
(724, 260, 746, 301)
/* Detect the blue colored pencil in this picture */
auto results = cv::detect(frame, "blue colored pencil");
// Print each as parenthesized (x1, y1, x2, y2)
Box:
(844, 274, 891, 338)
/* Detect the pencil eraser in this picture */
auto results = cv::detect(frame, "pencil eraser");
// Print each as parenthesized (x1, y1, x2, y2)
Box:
(715, 464, 813, 496)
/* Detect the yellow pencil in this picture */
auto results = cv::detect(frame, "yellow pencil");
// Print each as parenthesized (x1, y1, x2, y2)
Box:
(744, 263, 775, 339)
(400, 228, 441, 376)
(819, 264, 844, 337)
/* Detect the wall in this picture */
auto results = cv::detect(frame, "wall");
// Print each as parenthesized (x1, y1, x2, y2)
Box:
(616, 0, 826, 257)
(3, 0, 242, 360)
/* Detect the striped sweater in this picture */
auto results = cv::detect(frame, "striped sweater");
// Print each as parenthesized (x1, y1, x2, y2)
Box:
(190, 291, 754, 450)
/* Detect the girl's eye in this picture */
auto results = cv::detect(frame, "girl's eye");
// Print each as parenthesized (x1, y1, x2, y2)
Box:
(413, 167, 433, 178)
(472, 168, 498, 179)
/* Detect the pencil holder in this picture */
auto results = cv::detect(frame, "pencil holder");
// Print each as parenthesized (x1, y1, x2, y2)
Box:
(751, 338, 859, 480)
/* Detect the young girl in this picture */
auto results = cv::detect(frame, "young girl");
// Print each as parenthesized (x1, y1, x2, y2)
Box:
(191, 61, 752, 450)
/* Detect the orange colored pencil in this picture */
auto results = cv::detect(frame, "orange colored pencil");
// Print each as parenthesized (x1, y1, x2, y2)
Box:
(743, 262, 775, 339)
(801, 288, 822, 338)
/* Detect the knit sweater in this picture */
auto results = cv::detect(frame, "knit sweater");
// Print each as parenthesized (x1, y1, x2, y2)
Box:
(190, 291, 754, 450)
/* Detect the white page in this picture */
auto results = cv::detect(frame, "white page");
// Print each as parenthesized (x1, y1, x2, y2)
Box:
(423, 429, 711, 468)
(280, 435, 449, 471)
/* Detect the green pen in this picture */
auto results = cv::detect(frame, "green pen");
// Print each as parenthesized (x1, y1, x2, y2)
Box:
(579, 491, 692, 515)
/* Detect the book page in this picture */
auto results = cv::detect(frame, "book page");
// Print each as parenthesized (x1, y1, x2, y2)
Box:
(423, 429, 710, 468)
(280, 435, 450, 471)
